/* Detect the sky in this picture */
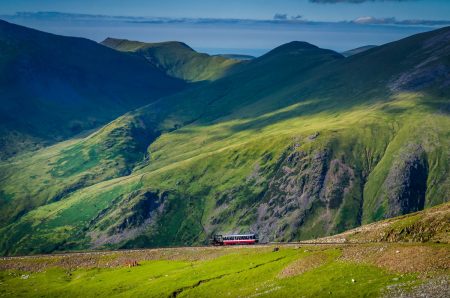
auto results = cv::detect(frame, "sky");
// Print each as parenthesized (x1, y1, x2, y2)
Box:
(1, 0, 450, 56)
(1, 0, 450, 21)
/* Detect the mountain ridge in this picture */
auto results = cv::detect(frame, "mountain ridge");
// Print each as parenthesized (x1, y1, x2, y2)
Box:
(101, 37, 242, 82)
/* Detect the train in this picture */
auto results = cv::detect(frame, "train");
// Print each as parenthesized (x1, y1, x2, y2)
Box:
(211, 233, 259, 246)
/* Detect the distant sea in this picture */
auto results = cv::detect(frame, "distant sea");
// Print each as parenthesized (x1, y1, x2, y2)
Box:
(1, 13, 443, 56)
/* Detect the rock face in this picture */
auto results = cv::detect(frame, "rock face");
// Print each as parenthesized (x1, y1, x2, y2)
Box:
(382, 144, 428, 218)
(253, 145, 361, 242)
(255, 148, 329, 241)
(113, 190, 168, 233)
(208, 140, 432, 243)
(89, 189, 168, 247)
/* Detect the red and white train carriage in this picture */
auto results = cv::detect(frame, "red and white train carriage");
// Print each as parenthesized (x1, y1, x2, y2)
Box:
(211, 234, 259, 245)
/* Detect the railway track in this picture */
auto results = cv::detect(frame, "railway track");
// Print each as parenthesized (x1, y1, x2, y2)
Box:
(0, 241, 366, 260)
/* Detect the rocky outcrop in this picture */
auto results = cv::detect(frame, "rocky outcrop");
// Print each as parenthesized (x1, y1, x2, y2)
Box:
(237, 140, 361, 242)
(382, 144, 428, 218)
(113, 190, 168, 233)
(207, 139, 364, 243)
(88, 189, 168, 247)
(254, 148, 329, 241)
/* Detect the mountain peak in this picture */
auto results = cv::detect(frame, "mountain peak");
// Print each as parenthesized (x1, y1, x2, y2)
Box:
(101, 38, 194, 52)
(260, 40, 342, 58)
(281, 41, 318, 49)
(259, 40, 342, 62)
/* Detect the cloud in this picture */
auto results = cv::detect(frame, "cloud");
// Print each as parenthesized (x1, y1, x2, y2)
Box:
(3, 11, 448, 27)
(273, 13, 288, 20)
(310, 0, 417, 3)
(351, 16, 450, 25)
(353, 16, 395, 24)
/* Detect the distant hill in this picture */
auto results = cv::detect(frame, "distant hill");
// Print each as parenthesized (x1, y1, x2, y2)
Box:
(101, 38, 242, 82)
(0, 25, 449, 255)
(342, 45, 377, 57)
(0, 20, 185, 160)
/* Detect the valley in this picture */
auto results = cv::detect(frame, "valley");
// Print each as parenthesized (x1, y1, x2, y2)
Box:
(1, 0, 450, 295)
(0, 21, 449, 257)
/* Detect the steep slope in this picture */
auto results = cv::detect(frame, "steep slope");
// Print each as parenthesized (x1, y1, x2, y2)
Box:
(0, 27, 449, 255)
(101, 38, 242, 82)
(0, 20, 185, 159)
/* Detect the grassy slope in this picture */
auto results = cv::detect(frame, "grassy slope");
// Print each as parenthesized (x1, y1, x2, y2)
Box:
(305, 201, 450, 244)
(101, 38, 242, 82)
(0, 245, 425, 298)
(0, 20, 185, 159)
(0, 27, 449, 255)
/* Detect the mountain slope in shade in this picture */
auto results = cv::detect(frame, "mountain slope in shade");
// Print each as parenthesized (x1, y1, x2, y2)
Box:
(0, 26, 449, 255)
(0, 20, 185, 160)
(341, 45, 377, 57)
(101, 38, 242, 82)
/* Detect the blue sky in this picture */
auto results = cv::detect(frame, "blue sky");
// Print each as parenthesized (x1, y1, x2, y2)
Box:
(1, 1, 449, 56)
(1, 0, 449, 21)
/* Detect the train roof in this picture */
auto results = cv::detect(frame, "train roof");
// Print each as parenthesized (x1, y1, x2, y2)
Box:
(222, 234, 256, 237)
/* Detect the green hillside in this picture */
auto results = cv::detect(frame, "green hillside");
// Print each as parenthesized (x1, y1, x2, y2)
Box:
(0, 20, 185, 160)
(101, 38, 242, 82)
(0, 26, 449, 255)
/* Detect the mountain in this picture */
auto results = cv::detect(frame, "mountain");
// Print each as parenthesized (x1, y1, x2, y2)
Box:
(0, 25, 449, 255)
(101, 38, 242, 82)
(0, 20, 185, 160)
(341, 45, 377, 57)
